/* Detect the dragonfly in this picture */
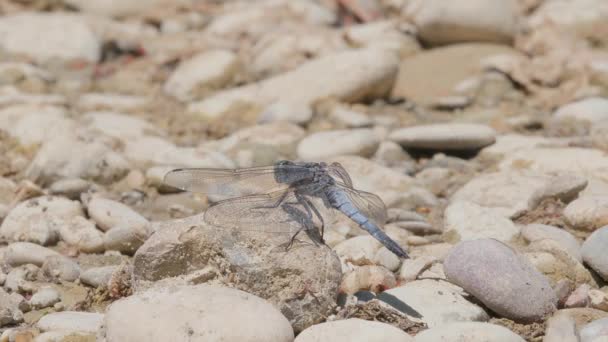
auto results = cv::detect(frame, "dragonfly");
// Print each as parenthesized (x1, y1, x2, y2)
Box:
(163, 160, 409, 259)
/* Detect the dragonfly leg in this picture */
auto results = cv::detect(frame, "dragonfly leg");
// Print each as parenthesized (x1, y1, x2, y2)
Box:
(281, 203, 320, 250)
(252, 190, 290, 210)
(295, 193, 325, 243)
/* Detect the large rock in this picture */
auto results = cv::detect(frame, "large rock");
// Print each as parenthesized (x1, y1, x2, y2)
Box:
(0, 13, 100, 63)
(132, 214, 342, 333)
(414, 322, 525, 342)
(295, 318, 413, 342)
(381, 279, 489, 328)
(188, 48, 399, 120)
(404, 0, 518, 45)
(444, 239, 557, 322)
(102, 285, 294, 342)
(0, 196, 84, 245)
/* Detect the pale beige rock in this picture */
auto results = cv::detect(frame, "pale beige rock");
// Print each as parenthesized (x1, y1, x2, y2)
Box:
(296, 319, 413, 342)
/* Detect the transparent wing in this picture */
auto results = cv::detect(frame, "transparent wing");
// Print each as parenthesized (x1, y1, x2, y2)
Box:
(334, 184, 388, 226)
(163, 164, 312, 199)
(204, 190, 321, 235)
(327, 162, 353, 188)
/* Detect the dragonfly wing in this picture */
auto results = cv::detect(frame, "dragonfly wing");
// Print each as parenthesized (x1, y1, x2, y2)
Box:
(204, 190, 313, 235)
(163, 164, 312, 199)
(334, 184, 388, 226)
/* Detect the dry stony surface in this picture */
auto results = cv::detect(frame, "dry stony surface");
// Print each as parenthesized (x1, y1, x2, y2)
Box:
(0, 0, 607, 341)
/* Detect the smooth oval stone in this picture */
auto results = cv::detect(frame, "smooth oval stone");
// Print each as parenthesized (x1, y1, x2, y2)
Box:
(522, 224, 582, 262)
(103, 285, 294, 342)
(297, 129, 381, 160)
(4, 242, 60, 267)
(388, 123, 496, 150)
(580, 317, 608, 342)
(295, 318, 413, 342)
(414, 322, 525, 342)
(582, 226, 608, 281)
(87, 197, 148, 232)
(36, 311, 104, 334)
(80, 266, 117, 288)
(444, 239, 557, 323)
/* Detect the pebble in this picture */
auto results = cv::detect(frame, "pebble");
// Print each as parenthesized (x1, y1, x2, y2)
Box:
(58, 216, 105, 253)
(4, 242, 60, 267)
(526, 249, 596, 287)
(444, 239, 557, 322)
(334, 236, 382, 265)
(258, 101, 313, 125)
(550, 97, 608, 132)
(592, 122, 608, 151)
(36, 311, 104, 334)
(565, 284, 591, 308)
(25, 131, 130, 186)
(590, 290, 608, 311)
(164, 49, 239, 102)
(522, 224, 582, 261)
(388, 123, 496, 150)
(564, 195, 608, 231)
(30, 286, 61, 309)
(4, 265, 37, 293)
(103, 225, 147, 255)
(64, 0, 164, 17)
(443, 201, 520, 242)
(188, 48, 399, 119)
(340, 265, 397, 294)
(41, 256, 81, 282)
(381, 279, 489, 327)
(399, 256, 437, 282)
(48, 178, 91, 200)
(543, 311, 579, 342)
(103, 285, 294, 342)
(373, 247, 401, 272)
(405, 0, 518, 45)
(478, 134, 563, 161)
(80, 266, 117, 288)
(83, 111, 161, 143)
(582, 226, 608, 281)
(0, 196, 83, 245)
(295, 318, 413, 342)
(0, 13, 100, 63)
(329, 106, 373, 128)
(34, 331, 95, 342)
(451, 171, 587, 218)
(0, 105, 75, 146)
(76, 93, 147, 112)
(87, 197, 149, 232)
(0, 288, 24, 327)
(580, 317, 608, 342)
(297, 129, 381, 160)
(414, 322, 525, 342)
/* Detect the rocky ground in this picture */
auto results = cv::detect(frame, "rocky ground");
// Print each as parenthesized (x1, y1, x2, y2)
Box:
(0, 0, 607, 341)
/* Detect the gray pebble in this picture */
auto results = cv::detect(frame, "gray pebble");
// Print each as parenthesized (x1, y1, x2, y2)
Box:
(4, 242, 60, 267)
(582, 226, 608, 281)
(42, 256, 80, 282)
(444, 239, 557, 322)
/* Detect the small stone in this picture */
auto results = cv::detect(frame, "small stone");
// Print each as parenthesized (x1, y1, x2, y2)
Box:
(443, 201, 520, 242)
(104, 225, 148, 255)
(48, 178, 91, 200)
(565, 284, 591, 308)
(388, 123, 496, 150)
(80, 266, 117, 288)
(36, 311, 104, 334)
(340, 265, 397, 294)
(329, 106, 373, 128)
(87, 197, 149, 232)
(30, 287, 60, 309)
(564, 195, 608, 231)
(258, 101, 313, 125)
(580, 317, 608, 342)
(297, 129, 381, 160)
(373, 247, 401, 272)
(334, 236, 381, 265)
(549, 97, 608, 134)
(444, 239, 557, 322)
(103, 285, 294, 342)
(34, 331, 95, 342)
(4, 265, 37, 293)
(414, 322, 525, 342)
(381, 279, 489, 327)
(0, 196, 83, 245)
(295, 318, 413, 342)
(590, 290, 608, 311)
(543, 311, 578, 342)
(41, 256, 81, 282)
(582, 226, 608, 282)
(164, 50, 239, 102)
(58, 216, 105, 253)
(522, 224, 582, 262)
(0, 288, 24, 327)
(399, 256, 437, 282)
(4, 242, 60, 267)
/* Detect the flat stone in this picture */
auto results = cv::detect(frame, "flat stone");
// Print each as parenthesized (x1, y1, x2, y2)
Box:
(582, 226, 608, 281)
(80, 266, 117, 288)
(414, 322, 525, 342)
(103, 285, 294, 342)
(389, 123, 496, 150)
(297, 129, 381, 160)
(36, 311, 104, 334)
(443, 201, 520, 242)
(381, 279, 489, 328)
(543, 311, 579, 342)
(295, 318, 413, 342)
(87, 197, 149, 232)
(550, 97, 608, 132)
(479, 134, 565, 161)
(444, 239, 557, 322)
